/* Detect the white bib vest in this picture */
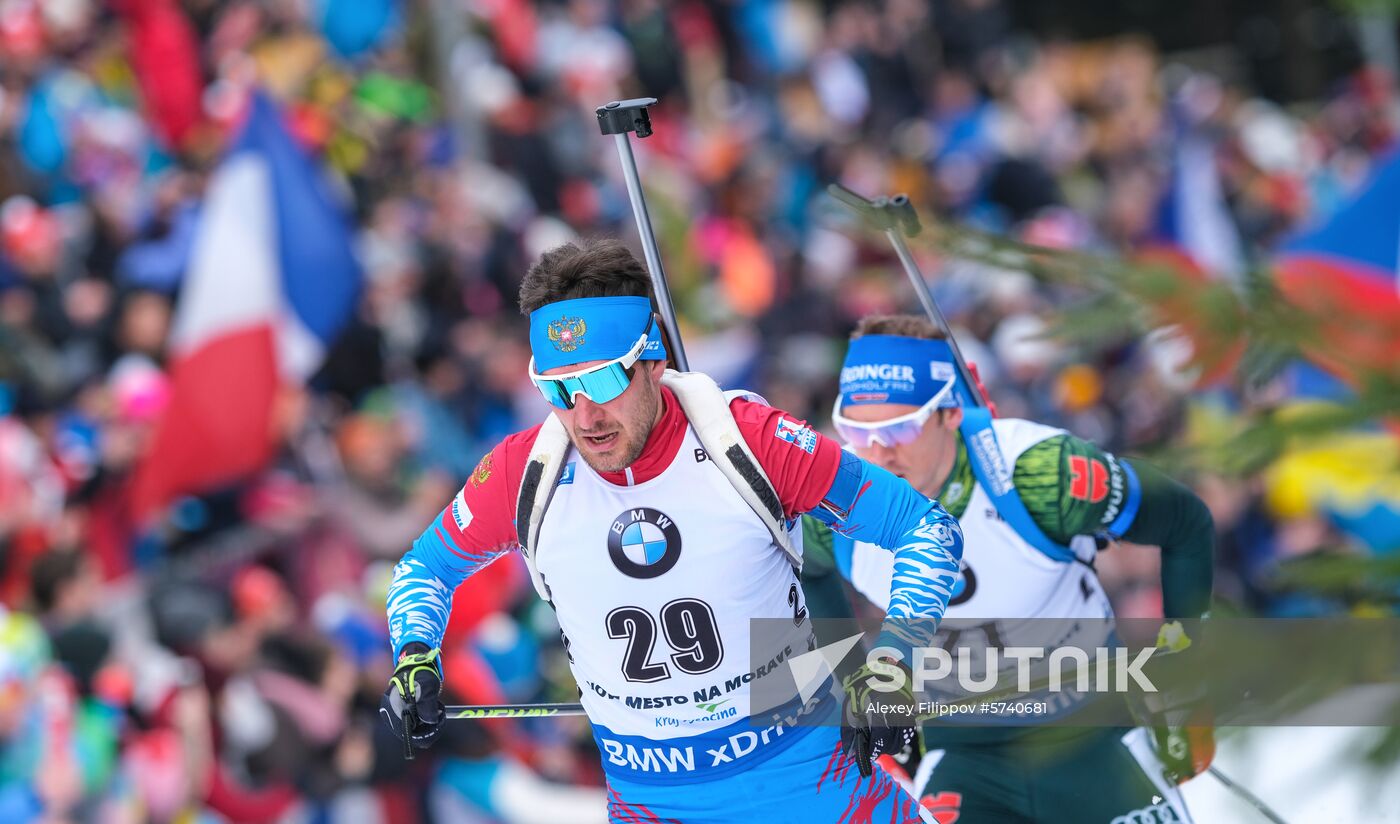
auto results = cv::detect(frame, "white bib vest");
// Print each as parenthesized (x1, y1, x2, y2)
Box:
(534, 424, 814, 741)
(847, 418, 1115, 641)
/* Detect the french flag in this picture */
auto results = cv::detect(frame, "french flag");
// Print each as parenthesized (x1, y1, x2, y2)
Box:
(1276, 149, 1400, 382)
(132, 94, 361, 518)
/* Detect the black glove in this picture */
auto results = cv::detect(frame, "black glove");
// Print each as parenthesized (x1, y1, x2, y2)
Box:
(840, 659, 920, 777)
(380, 643, 444, 755)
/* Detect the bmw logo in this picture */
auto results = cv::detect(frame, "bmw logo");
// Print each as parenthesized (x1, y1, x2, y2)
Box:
(607, 508, 682, 578)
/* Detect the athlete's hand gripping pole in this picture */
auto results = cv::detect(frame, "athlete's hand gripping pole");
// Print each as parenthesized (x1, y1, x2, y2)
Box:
(597, 98, 689, 371)
(827, 183, 995, 413)
(840, 659, 920, 778)
(380, 643, 445, 762)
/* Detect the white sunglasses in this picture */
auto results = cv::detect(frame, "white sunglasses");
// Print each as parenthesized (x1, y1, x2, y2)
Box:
(831, 379, 955, 448)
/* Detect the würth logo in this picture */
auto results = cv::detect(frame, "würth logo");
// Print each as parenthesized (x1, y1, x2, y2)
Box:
(1068, 456, 1109, 503)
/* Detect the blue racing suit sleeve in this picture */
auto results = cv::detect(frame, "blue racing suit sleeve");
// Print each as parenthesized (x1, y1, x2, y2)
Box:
(808, 451, 964, 662)
(386, 508, 511, 658)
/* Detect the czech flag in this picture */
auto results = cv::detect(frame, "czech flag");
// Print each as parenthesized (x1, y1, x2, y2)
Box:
(1276, 149, 1400, 382)
(1151, 131, 1246, 284)
(132, 94, 362, 519)
(1138, 130, 1248, 385)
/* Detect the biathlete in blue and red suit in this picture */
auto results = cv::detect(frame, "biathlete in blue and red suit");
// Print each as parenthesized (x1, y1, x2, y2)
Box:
(382, 238, 963, 823)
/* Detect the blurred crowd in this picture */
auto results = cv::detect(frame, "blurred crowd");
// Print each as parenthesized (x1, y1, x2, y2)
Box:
(1, 0, 1397, 821)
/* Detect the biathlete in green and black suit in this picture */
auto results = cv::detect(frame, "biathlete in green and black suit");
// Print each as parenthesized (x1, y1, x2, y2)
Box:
(802, 314, 1215, 824)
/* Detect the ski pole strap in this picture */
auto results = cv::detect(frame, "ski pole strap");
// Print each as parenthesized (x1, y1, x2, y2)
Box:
(391, 647, 442, 691)
(965, 361, 998, 417)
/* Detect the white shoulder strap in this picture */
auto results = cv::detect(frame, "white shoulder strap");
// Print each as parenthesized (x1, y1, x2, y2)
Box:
(516, 414, 571, 601)
(660, 370, 799, 568)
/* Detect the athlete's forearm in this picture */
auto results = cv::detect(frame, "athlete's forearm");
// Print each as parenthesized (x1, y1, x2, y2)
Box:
(386, 509, 511, 657)
(1120, 459, 1214, 619)
(809, 453, 964, 658)
(878, 504, 963, 659)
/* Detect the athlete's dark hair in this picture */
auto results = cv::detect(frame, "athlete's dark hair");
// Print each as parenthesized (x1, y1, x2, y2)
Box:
(850, 314, 947, 341)
(518, 238, 655, 315)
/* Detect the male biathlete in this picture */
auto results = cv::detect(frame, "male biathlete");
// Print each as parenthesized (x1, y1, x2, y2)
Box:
(804, 313, 1214, 824)
(381, 240, 966, 822)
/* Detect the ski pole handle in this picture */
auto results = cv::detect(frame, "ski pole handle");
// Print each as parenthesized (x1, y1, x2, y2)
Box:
(827, 183, 992, 412)
(886, 194, 922, 238)
(597, 98, 689, 371)
(827, 184, 922, 238)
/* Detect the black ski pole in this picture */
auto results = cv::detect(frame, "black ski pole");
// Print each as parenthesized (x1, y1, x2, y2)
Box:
(597, 98, 689, 371)
(444, 702, 588, 719)
(827, 183, 993, 412)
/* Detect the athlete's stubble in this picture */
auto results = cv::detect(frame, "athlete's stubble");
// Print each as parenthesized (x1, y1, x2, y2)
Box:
(553, 360, 666, 474)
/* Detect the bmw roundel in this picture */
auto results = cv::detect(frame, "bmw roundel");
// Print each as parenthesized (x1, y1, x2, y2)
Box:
(608, 508, 682, 578)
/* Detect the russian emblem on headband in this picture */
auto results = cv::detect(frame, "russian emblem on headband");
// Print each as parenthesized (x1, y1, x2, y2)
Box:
(547, 316, 587, 352)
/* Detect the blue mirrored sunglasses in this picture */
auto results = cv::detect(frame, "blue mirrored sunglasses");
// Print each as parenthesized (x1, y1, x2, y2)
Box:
(528, 333, 648, 410)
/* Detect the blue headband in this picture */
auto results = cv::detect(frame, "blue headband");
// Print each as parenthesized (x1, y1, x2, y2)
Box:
(839, 335, 970, 408)
(529, 296, 667, 372)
